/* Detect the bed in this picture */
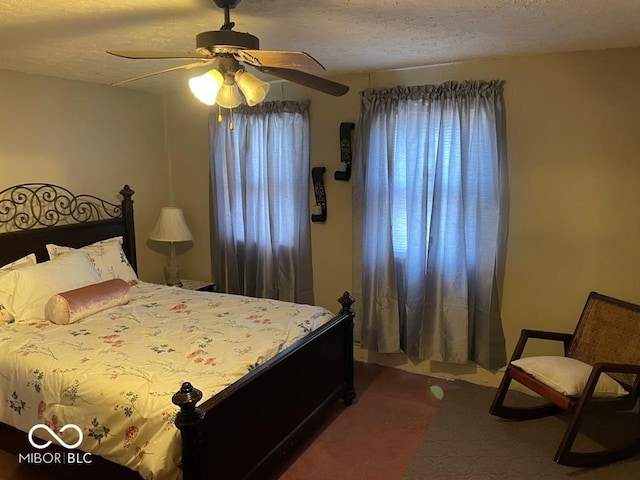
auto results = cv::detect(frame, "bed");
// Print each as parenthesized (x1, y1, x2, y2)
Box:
(0, 183, 356, 480)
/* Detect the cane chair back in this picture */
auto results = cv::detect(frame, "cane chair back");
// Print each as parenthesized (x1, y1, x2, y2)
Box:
(569, 293, 640, 393)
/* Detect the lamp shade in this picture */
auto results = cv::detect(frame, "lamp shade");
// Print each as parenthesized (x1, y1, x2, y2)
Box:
(235, 70, 270, 106)
(216, 83, 243, 109)
(149, 207, 193, 243)
(189, 68, 224, 106)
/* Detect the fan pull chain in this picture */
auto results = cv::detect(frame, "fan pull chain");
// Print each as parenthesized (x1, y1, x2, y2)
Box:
(216, 106, 234, 131)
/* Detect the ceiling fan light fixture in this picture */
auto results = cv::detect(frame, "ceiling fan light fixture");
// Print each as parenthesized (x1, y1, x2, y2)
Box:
(189, 68, 225, 106)
(108, 0, 350, 99)
(216, 83, 243, 109)
(235, 70, 270, 107)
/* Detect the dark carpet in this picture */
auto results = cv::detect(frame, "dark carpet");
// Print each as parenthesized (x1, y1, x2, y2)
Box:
(403, 380, 640, 480)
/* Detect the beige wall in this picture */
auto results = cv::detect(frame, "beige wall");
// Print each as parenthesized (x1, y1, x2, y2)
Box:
(0, 69, 169, 282)
(162, 89, 212, 283)
(166, 46, 640, 387)
(2, 47, 637, 386)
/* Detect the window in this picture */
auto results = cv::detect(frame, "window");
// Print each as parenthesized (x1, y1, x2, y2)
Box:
(353, 81, 508, 369)
(209, 101, 314, 304)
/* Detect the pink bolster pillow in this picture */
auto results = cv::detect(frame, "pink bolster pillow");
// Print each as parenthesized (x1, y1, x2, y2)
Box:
(45, 279, 130, 325)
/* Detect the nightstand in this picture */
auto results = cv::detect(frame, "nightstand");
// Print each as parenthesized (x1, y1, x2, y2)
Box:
(180, 279, 217, 292)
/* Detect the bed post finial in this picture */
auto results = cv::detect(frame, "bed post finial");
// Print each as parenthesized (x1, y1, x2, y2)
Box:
(120, 184, 135, 200)
(172, 382, 204, 480)
(338, 291, 356, 315)
(119, 185, 137, 273)
(172, 382, 204, 423)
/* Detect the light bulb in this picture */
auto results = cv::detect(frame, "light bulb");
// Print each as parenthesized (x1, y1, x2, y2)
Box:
(189, 69, 224, 106)
(235, 70, 270, 106)
(216, 84, 243, 109)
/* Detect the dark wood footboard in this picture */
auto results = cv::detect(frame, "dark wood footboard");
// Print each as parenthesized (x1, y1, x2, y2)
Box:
(173, 292, 356, 480)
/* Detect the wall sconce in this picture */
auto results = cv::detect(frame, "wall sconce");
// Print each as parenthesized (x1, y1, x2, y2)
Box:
(334, 122, 355, 181)
(311, 167, 327, 223)
(149, 207, 193, 287)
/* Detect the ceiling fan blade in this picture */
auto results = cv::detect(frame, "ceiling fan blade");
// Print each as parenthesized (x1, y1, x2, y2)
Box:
(258, 67, 349, 97)
(236, 50, 325, 74)
(107, 50, 208, 60)
(111, 60, 214, 86)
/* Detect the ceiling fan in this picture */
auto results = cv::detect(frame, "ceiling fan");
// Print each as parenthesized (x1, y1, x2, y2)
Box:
(107, 0, 349, 104)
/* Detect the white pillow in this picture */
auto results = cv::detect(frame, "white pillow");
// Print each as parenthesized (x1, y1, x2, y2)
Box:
(7, 250, 101, 321)
(0, 254, 37, 324)
(511, 356, 628, 398)
(1, 254, 37, 270)
(46, 237, 137, 285)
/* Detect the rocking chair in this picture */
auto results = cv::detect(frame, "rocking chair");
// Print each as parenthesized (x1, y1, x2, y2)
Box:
(490, 291, 640, 467)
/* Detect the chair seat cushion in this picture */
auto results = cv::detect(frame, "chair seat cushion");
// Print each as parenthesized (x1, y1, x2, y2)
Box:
(511, 356, 628, 398)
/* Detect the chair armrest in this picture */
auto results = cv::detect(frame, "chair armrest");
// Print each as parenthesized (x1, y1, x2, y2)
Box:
(592, 362, 640, 376)
(579, 362, 640, 402)
(521, 329, 573, 342)
(510, 329, 574, 361)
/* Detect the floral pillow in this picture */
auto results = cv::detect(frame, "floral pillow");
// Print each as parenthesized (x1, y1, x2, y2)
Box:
(46, 237, 138, 285)
(0, 253, 37, 324)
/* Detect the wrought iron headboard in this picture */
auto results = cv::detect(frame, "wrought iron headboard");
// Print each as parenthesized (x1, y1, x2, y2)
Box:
(0, 183, 136, 269)
(0, 183, 124, 232)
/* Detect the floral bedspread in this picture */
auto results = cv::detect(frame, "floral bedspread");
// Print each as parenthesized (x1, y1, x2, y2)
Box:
(0, 282, 335, 479)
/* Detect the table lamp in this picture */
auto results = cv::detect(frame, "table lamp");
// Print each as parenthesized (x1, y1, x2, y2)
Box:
(149, 207, 193, 287)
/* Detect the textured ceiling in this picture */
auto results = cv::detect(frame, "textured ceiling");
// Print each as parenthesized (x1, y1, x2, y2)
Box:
(2, 0, 640, 94)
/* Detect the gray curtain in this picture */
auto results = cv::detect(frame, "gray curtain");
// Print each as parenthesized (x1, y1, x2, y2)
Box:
(209, 100, 314, 304)
(353, 80, 508, 369)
